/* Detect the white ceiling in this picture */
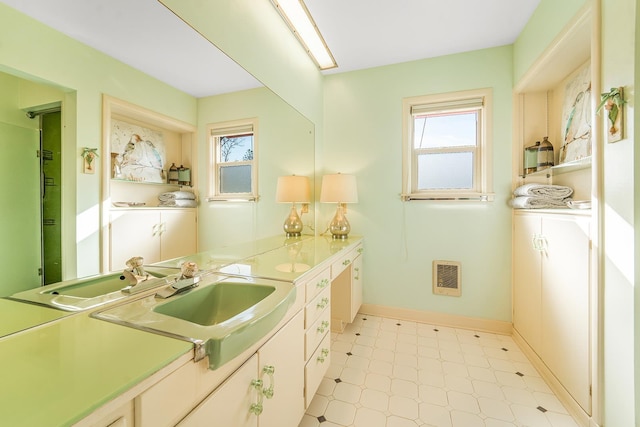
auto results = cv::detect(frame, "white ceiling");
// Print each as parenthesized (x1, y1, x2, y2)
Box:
(0, 0, 540, 97)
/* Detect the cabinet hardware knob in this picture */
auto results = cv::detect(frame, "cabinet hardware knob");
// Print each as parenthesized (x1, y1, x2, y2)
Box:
(261, 365, 275, 399)
(317, 348, 330, 363)
(317, 278, 329, 288)
(358, 247, 364, 254)
(317, 320, 329, 334)
(342, 259, 351, 266)
(249, 403, 263, 416)
(317, 297, 329, 309)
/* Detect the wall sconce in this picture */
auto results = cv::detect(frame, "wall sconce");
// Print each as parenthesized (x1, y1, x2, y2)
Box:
(276, 175, 310, 237)
(320, 173, 358, 239)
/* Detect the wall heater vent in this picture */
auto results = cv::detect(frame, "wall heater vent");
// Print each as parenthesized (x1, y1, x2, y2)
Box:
(433, 260, 461, 297)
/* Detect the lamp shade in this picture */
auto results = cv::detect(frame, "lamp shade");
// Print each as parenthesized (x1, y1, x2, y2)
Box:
(320, 173, 358, 203)
(276, 175, 311, 203)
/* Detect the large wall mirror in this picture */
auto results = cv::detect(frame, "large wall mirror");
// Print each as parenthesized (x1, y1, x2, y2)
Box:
(0, 0, 315, 336)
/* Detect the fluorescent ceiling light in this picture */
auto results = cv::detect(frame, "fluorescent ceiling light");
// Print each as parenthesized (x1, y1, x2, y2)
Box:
(271, 0, 337, 70)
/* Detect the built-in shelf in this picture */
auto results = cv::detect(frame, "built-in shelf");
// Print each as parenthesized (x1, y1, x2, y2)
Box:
(110, 178, 191, 188)
(520, 156, 591, 179)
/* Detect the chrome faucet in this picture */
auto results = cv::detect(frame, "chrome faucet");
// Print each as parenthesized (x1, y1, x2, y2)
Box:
(155, 261, 201, 299)
(120, 256, 150, 286)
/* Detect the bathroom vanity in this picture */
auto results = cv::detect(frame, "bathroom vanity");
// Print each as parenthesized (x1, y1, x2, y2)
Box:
(0, 235, 363, 427)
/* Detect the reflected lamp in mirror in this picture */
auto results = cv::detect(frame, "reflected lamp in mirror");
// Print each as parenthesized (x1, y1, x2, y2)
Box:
(320, 173, 358, 240)
(276, 175, 311, 237)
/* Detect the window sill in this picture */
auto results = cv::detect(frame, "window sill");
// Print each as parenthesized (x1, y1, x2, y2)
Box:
(207, 196, 259, 202)
(401, 193, 495, 202)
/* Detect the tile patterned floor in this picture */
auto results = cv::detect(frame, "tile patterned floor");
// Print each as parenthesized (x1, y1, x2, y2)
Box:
(298, 314, 579, 427)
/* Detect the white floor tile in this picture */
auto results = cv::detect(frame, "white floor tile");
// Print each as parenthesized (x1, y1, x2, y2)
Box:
(324, 399, 357, 425)
(359, 388, 390, 410)
(389, 394, 419, 419)
(298, 315, 581, 427)
(450, 410, 484, 427)
(353, 407, 387, 427)
(333, 381, 362, 404)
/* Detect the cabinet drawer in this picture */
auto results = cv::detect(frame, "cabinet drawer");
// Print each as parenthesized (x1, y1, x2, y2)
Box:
(305, 307, 331, 360)
(304, 268, 331, 303)
(331, 243, 362, 279)
(304, 333, 331, 408)
(305, 286, 330, 329)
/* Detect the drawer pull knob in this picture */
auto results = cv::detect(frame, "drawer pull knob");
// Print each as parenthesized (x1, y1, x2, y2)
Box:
(317, 348, 330, 363)
(357, 247, 364, 254)
(317, 297, 329, 309)
(342, 259, 351, 266)
(316, 278, 329, 288)
(250, 378, 264, 415)
(262, 365, 275, 399)
(316, 321, 329, 334)
(354, 267, 360, 280)
(249, 403, 263, 415)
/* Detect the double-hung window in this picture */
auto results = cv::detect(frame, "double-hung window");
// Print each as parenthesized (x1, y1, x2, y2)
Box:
(208, 118, 258, 201)
(402, 88, 493, 201)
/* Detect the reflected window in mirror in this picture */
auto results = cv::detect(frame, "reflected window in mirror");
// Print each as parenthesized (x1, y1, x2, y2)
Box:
(208, 118, 259, 201)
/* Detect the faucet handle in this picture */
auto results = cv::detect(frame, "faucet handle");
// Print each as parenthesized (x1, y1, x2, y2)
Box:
(180, 261, 198, 279)
(125, 256, 146, 276)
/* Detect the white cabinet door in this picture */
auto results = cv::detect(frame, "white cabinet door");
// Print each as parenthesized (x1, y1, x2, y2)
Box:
(160, 209, 197, 261)
(258, 311, 305, 427)
(109, 209, 197, 271)
(512, 214, 542, 351)
(110, 210, 161, 270)
(331, 244, 363, 331)
(351, 251, 363, 319)
(541, 215, 590, 413)
(178, 354, 259, 427)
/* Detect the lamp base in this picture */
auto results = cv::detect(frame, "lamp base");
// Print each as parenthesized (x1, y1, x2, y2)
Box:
(329, 204, 350, 239)
(283, 204, 304, 237)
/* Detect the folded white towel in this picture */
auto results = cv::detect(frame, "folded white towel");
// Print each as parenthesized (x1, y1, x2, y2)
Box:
(159, 199, 198, 208)
(158, 191, 196, 202)
(510, 196, 570, 209)
(513, 184, 573, 199)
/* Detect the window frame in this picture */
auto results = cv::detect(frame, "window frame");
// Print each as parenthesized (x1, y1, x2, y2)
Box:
(402, 88, 493, 201)
(207, 118, 259, 201)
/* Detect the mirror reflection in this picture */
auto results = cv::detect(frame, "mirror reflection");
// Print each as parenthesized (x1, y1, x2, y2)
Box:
(0, 1, 315, 337)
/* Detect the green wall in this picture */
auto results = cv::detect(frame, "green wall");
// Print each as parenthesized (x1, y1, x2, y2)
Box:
(323, 46, 514, 322)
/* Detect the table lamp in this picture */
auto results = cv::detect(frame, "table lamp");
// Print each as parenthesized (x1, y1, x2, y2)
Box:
(276, 175, 310, 237)
(320, 173, 358, 239)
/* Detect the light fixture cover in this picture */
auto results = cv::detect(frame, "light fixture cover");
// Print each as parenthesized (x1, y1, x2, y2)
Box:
(276, 175, 311, 203)
(270, 0, 337, 70)
(320, 173, 358, 203)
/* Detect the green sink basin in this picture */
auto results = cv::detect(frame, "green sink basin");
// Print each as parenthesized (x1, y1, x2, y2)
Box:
(154, 283, 276, 326)
(92, 275, 296, 369)
(9, 271, 169, 312)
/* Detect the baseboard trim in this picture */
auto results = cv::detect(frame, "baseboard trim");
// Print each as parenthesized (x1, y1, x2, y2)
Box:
(359, 304, 512, 335)
(511, 329, 592, 427)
